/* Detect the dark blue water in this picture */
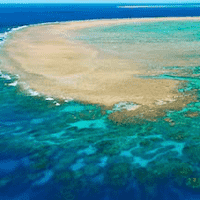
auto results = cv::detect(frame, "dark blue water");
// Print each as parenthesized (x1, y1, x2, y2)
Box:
(1, 3, 200, 30)
(1, 3, 200, 200)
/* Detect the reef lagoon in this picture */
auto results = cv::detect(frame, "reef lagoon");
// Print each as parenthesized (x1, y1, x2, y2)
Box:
(1, 3, 200, 200)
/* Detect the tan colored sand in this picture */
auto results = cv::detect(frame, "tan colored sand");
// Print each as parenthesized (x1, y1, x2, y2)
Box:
(0, 17, 199, 122)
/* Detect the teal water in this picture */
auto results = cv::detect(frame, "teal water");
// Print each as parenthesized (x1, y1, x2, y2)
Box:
(1, 67, 200, 199)
(76, 20, 200, 70)
(1, 20, 200, 199)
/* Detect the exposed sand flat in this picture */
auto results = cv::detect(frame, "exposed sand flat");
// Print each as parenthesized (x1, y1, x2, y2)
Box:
(50, 16, 200, 30)
(0, 17, 199, 122)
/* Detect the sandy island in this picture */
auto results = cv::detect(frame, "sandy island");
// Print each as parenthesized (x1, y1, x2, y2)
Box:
(0, 17, 199, 124)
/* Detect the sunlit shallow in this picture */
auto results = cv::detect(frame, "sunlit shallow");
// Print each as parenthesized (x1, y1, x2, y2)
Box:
(1, 17, 200, 200)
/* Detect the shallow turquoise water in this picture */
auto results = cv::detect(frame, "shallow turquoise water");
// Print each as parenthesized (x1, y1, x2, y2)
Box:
(77, 20, 200, 50)
(1, 67, 200, 199)
(76, 21, 200, 71)
(1, 21, 200, 199)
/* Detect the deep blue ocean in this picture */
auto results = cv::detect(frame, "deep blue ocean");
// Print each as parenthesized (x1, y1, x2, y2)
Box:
(1, 3, 200, 200)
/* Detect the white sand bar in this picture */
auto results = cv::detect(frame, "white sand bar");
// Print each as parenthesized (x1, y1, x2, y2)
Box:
(0, 17, 199, 120)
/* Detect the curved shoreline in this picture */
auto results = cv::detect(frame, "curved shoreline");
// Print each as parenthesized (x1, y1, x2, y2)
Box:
(0, 16, 199, 123)
(3, 16, 200, 37)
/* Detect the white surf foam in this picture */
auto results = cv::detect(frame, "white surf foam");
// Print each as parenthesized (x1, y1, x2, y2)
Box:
(45, 97, 54, 101)
(0, 33, 6, 41)
(1, 74, 11, 80)
(8, 81, 18, 86)
(0, 26, 28, 47)
(27, 89, 40, 97)
(11, 25, 28, 33)
(118, 5, 200, 8)
(0, 32, 7, 46)
(64, 98, 74, 103)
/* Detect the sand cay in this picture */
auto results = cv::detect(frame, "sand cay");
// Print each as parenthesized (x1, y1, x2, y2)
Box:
(1, 17, 199, 124)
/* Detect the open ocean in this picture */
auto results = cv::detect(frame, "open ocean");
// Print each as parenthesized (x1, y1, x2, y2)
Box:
(1, 3, 200, 200)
